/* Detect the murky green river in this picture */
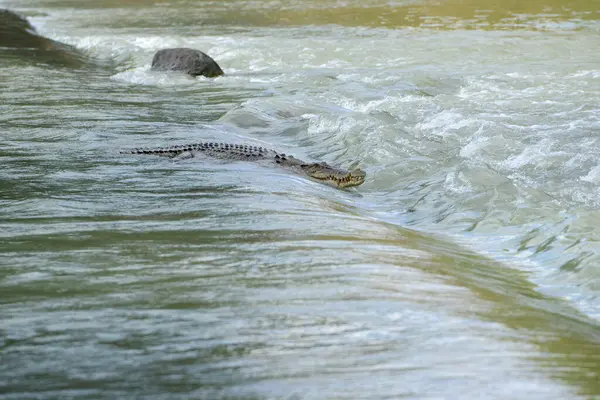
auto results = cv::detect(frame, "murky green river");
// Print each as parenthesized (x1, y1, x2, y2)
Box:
(1, 0, 599, 398)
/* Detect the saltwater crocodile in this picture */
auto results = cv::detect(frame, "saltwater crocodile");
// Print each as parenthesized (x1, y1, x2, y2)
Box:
(121, 142, 366, 188)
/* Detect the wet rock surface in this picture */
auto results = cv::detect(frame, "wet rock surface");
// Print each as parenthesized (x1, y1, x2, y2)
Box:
(150, 47, 224, 78)
(0, 9, 89, 68)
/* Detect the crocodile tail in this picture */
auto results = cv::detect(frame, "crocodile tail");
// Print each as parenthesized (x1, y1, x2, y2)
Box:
(120, 142, 277, 159)
(120, 144, 200, 157)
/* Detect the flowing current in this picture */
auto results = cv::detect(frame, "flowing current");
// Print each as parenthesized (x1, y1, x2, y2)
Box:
(1, 0, 599, 398)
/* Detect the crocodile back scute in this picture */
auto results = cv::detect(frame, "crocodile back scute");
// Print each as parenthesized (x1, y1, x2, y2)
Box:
(121, 142, 279, 160)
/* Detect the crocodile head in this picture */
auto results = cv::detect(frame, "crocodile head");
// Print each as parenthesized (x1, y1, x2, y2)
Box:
(300, 162, 366, 188)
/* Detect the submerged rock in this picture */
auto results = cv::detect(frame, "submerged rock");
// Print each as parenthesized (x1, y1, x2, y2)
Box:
(150, 48, 224, 78)
(0, 9, 89, 68)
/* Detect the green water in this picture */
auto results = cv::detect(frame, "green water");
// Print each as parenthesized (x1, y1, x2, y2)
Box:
(1, 0, 599, 398)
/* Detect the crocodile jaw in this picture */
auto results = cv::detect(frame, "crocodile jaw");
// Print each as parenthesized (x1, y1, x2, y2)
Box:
(300, 163, 366, 188)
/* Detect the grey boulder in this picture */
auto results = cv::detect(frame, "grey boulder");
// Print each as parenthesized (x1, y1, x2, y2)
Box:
(150, 48, 224, 78)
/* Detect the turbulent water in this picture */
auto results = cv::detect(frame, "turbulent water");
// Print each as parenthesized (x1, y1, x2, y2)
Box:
(1, 0, 599, 398)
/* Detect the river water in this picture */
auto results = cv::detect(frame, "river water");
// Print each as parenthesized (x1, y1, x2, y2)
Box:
(1, 0, 599, 398)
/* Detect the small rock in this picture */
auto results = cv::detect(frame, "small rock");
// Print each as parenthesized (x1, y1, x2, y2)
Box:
(150, 47, 224, 78)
